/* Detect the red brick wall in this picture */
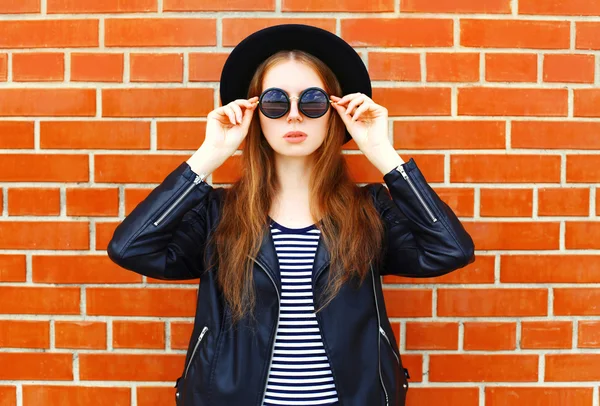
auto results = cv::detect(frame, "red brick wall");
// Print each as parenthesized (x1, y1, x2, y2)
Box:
(1, 0, 600, 405)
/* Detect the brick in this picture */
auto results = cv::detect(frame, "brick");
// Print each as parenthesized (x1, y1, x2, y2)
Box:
(342, 18, 453, 47)
(23, 386, 130, 406)
(485, 53, 537, 82)
(13, 53, 64, 82)
(0, 321, 49, 349)
(568, 155, 600, 183)
(405, 322, 458, 350)
(451, 154, 561, 183)
(71, 53, 123, 82)
(384, 254, 494, 285)
(402, 0, 510, 13)
(137, 387, 175, 406)
(0, 154, 88, 182)
(102, 88, 213, 117)
(0, 0, 39, 13)
(0, 53, 6, 81)
(427, 53, 479, 82)
(578, 321, 600, 348)
(79, 354, 183, 381)
(373, 87, 451, 116)
(0, 121, 34, 149)
(0, 20, 98, 48)
(0, 386, 16, 406)
(545, 354, 600, 381)
(501, 255, 600, 283)
(406, 387, 479, 406)
(0, 287, 80, 314)
(41, 121, 150, 150)
(0, 255, 26, 282)
(382, 289, 432, 317)
(463, 322, 516, 350)
(576, 22, 600, 50)
(467, 221, 559, 250)
(283, 0, 393, 12)
(124, 188, 152, 215)
(55, 321, 106, 350)
(0, 353, 72, 380)
(566, 222, 600, 249)
(480, 188, 533, 217)
(393, 120, 505, 150)
(520, 0, 600, 16)
(156, 121, 206, 150)
(513, 121, 600, 149)
(32, 255, 141, 284)
(486, 387, 593, 406)
(521, 321, 572, 349)
(47, 0, 156, 13)
(430, 354, 538, 382)
(87, 288, 197, 317)
(7, 188, 60, 216)
(113, 321, 165, 349)
(458, 88, 568, 116)
(94, 155, 191, 184)
(130, 53, 183, 83)
(401, 354, 423, 382)
(554, 289, 600, 316)
(438, 289, 548, 317)
(538, 188, 589, 217)
(66, 187, 118, 217)
(368, 53, 421, 81)
(0, 222, 88, 250)
(461, 19, 570, 49)
(222, 19, 335, 46)
(574, 89, 600, 117)
(105, 18, 216, 47)
(165, 0, 273, 10)
(0, 89, 95, 117)
(171, 322, 194, 350)
(544, 54, 595, 83)
(95, 222, 119, 251)
(189, 52, 229, 82)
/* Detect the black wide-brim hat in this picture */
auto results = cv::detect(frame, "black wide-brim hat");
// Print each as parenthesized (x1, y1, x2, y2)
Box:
(219, 24, 372, 145)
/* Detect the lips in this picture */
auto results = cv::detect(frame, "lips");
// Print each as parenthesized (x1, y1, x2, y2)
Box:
(284, 131, 307, 138)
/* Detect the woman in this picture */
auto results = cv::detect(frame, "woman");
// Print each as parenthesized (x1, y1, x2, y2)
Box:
(107, 24, 475, 406)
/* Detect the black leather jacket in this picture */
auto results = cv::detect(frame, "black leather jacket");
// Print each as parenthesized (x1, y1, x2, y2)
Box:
(107, 157, 475, 406)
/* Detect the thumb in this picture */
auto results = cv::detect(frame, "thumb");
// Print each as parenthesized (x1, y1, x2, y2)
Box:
(240, 102, 257, 129)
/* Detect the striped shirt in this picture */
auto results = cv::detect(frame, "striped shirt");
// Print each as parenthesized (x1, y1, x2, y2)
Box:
(262, 216, 339, 406)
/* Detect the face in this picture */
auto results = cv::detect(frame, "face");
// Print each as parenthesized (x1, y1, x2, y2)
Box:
(259, 59, 330, 157)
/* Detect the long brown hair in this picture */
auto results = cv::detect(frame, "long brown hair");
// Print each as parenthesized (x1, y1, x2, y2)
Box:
(205, 50, 384, 326)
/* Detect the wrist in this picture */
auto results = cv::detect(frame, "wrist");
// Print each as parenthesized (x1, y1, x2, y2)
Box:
(367, 144, 405, 176)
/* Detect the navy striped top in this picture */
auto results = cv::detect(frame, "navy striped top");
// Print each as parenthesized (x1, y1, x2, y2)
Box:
(262, 216, 339, 406)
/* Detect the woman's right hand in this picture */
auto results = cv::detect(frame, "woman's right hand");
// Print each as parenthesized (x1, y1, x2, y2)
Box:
(203, 96, 259, 159)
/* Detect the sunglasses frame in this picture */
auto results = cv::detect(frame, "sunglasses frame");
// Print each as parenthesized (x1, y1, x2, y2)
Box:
(256, 86, 333, 119)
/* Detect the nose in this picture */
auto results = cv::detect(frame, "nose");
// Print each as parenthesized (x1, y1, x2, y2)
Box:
(287, 96, 302, 123)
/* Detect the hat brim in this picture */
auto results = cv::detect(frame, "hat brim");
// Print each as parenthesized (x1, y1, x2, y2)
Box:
(219, 24, 372, 145)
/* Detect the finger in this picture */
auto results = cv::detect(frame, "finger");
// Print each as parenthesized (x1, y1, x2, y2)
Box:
(345, 95, 366, 115)
(337, 92, 362, 105)
(331, 100, 353, 125)
(223, 106, 236, 125)
(229, 103, 243, 124)
(351, 102, 370, 122)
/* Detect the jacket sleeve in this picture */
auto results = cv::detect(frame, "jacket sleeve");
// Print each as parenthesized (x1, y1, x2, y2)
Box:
(370, 157, 476, 278)
(107, 160, 215, 281)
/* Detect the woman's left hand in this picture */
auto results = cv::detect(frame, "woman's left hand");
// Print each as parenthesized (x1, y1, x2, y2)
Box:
(330, 93, 390, 152)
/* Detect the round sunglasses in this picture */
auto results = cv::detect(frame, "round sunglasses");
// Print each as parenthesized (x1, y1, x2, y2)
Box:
(256, 87, 333, 119)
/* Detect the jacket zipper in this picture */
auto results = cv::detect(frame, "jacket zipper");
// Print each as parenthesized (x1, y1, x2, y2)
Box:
(395, 165, 438, 223)
(183, 325, 209, 380)
(379, 326, 400, 366)
(252, 257, 281, 406)
(370, 263, 389, 406)
(153, 174, 204, 227)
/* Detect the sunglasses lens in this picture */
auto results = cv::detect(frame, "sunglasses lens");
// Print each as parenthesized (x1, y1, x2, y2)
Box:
(300, 88, 329, 118)
(260, 89, 288, 118)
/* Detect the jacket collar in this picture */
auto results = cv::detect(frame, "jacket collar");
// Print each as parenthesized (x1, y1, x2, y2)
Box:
(254, 222, 330, 293)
